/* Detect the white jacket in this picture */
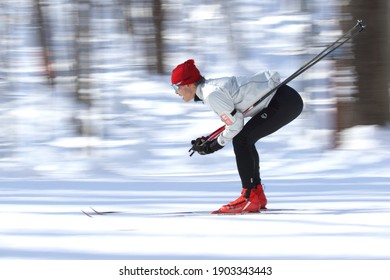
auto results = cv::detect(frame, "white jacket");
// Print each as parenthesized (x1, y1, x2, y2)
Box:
(195, 70, 281, 146)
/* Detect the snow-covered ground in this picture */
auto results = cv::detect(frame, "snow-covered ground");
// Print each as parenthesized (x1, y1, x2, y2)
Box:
(1, 175, 390, 260)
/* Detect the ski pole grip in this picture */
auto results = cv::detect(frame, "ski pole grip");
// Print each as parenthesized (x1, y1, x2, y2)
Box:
(357, 20, 366, 32)
(188, 137, 208, 157)
(189, 127, 224, 157)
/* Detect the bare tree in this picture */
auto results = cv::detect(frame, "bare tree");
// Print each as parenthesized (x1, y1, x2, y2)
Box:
(335, 0, 390, 139)
(34, 0, 55, 86)
(73, 0, 95, 139)
(124, 0, 165, 74)
(152, 0, 165, 74)
(75, 0, 92, 106)
(121, 0, 135, 35)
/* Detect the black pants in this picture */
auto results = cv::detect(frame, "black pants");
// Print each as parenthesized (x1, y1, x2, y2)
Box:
(232, 85, 303, 189)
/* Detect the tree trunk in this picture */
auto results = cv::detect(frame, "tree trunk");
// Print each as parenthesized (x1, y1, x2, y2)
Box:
(35, 0, 55, 86)
(336, 1, 390, 133)
(153, 0, 165, 74)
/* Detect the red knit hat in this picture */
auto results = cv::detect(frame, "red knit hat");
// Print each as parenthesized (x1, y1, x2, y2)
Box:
(171, 59, 201, 86)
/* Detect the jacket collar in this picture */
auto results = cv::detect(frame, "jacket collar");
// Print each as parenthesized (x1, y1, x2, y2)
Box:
(195, 82, 204, 102)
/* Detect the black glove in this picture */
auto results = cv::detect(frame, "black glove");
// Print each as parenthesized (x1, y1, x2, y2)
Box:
(190, 137, 224, 155)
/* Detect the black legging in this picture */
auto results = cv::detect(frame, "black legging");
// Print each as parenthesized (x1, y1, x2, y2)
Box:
(232, 85, 303, 189)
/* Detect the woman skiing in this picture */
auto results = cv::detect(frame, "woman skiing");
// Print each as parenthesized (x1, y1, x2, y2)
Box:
(171, 59, 303, 214)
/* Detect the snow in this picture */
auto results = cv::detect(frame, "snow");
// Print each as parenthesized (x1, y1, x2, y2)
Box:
(1, 178, 390, 260)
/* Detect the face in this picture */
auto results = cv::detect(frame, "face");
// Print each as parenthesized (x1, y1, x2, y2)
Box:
(175, 84, 196, 102)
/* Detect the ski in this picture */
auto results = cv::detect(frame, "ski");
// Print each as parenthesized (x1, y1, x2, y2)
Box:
(81, 207, 124, 217)
(81, 209, 93, 217)
(91, 207, 123, 215)
(81, 208, 211, 217)
(81, 207, 303, 217)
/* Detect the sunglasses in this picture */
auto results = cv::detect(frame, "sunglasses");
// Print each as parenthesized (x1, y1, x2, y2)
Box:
(171, 76, 191, 92)
(171, 83, 180, 92)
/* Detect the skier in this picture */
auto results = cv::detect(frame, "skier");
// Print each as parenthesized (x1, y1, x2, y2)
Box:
(171, 59, 303, 214)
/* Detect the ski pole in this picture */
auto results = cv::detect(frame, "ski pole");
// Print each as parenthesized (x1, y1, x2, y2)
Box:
(208, 125, 226, 141)
(243, 20, 366, 115)
(281, 20, 365, 87)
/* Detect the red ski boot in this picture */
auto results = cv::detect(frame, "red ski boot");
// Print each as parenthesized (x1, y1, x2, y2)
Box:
(212, 188, 261, 214)
(255, 184, 267, 209)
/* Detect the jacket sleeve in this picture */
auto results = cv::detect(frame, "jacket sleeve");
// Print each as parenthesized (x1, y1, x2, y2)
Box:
(218, 111, 244, 145)
(205, 91, 244, 146)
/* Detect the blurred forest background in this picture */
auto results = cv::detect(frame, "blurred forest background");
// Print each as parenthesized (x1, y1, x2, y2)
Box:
(0, 0, 389, 167)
